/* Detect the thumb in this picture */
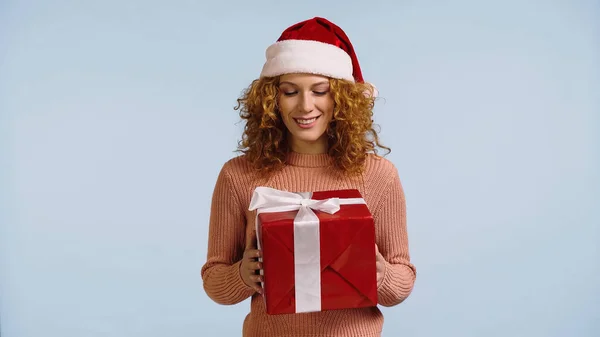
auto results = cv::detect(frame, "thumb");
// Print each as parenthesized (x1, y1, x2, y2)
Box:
(246, 229, 257, 249)
(375, 244, 383, 258)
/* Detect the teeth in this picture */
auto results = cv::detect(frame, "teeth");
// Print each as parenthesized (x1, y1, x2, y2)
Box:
(296, 117, 317, 125)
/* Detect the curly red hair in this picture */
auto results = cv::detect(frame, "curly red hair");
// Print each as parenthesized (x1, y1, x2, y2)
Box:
(234, 76, 390, 176)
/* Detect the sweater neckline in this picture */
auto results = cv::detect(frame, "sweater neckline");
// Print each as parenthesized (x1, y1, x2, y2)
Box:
(286, 151, 333, 168)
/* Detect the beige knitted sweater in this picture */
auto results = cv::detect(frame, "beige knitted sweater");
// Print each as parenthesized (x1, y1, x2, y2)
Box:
(201, 152, 416, 336)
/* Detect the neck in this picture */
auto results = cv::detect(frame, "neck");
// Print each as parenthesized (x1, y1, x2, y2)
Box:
(289, 135, 328, 154)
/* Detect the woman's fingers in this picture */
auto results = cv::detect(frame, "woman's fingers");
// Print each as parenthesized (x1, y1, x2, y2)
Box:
(245, 275, 263, 294)
(247, 270, 264, 294)
(244, 249, 262, 259)
(243, 250, 262, 271)
(247, 261, 262, 271)
(241, 246, 264, 294)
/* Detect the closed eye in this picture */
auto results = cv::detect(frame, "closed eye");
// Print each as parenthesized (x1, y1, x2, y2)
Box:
(281, 90, 328, 96)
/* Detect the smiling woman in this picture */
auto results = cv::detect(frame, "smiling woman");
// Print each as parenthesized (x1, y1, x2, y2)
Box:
(235, 72, 383, 175)
(201, 17, 416, 337)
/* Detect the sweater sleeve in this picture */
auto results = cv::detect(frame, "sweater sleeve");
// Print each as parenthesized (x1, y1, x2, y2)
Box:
(373, 168, 417, 307)
(200, 162, 255, 305)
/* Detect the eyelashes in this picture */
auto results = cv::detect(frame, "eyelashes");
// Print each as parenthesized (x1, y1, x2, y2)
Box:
(282, 91, 329, 97)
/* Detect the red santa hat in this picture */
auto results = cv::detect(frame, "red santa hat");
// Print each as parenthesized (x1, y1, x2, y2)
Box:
(260, 17, 377, 96)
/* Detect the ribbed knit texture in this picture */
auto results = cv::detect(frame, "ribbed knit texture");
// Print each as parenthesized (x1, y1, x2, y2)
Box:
(201, 152, 416, 337)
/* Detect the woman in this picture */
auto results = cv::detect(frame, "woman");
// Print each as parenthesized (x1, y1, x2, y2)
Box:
(201, 17, 416, 337)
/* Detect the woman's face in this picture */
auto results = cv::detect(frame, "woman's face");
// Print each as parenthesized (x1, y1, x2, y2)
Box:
(277, 73, 334, 154)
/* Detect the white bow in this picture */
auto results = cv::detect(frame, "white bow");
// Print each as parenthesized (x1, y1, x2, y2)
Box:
(248, 186, 341, 215)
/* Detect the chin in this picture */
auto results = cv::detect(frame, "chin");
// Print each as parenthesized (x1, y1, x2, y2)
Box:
(292, 129, 327, 142)
(284, 119, 330, 149)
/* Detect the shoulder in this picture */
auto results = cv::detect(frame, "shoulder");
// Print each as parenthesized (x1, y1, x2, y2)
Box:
(214, 154, 255, 186)
(362, 154, 406, 211)
(363, 153, 399, 182)
(220, 153, 253, 174)
(216, 154, 264, 190)
(361, 154, 403, 204)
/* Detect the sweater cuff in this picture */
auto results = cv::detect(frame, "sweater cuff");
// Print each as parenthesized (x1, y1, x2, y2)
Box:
(205, 260, 256, 305)
(230, 260, 257, 298)
(377, 260, 415, 307)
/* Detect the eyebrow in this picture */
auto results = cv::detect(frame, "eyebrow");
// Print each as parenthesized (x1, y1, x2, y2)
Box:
(279, 81, 330, 88)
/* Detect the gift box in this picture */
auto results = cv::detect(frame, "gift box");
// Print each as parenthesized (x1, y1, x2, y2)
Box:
(248, 187, 378, 315)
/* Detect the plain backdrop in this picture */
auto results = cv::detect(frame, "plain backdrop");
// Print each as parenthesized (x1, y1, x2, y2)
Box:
(1, 0, 599, 336)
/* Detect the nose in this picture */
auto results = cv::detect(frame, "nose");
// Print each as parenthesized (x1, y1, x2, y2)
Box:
(299, 92, 315, 113)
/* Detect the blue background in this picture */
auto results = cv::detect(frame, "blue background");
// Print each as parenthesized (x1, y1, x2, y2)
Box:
(1, 0, 598, 336)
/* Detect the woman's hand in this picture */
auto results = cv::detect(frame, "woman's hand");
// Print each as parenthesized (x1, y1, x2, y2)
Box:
(240, 230, 263, 294)
(376, 244, 387, 288)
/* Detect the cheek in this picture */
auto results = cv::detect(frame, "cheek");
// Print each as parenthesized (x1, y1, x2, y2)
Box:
(277, 98, 294, 117)
(277, 101, 296, 128)
(319, 98, 335, 120)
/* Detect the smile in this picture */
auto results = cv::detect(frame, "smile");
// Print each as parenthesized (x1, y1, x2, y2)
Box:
(293, 116, 321, 128)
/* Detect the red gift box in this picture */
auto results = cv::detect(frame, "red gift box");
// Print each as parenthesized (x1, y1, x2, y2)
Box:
(249, 187, 378, 315)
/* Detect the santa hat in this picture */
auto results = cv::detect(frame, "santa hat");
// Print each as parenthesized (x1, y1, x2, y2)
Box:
(260, 17, 377, 96)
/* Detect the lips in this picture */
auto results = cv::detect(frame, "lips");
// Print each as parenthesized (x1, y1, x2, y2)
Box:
(293, 115, 321, 129)
(294, 115, 320, 124)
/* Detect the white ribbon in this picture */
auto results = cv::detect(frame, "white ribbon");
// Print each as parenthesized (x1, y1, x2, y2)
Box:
(248, 186, 366, 313)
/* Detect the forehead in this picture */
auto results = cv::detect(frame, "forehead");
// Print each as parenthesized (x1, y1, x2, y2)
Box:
(279, 73, 330, 86)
